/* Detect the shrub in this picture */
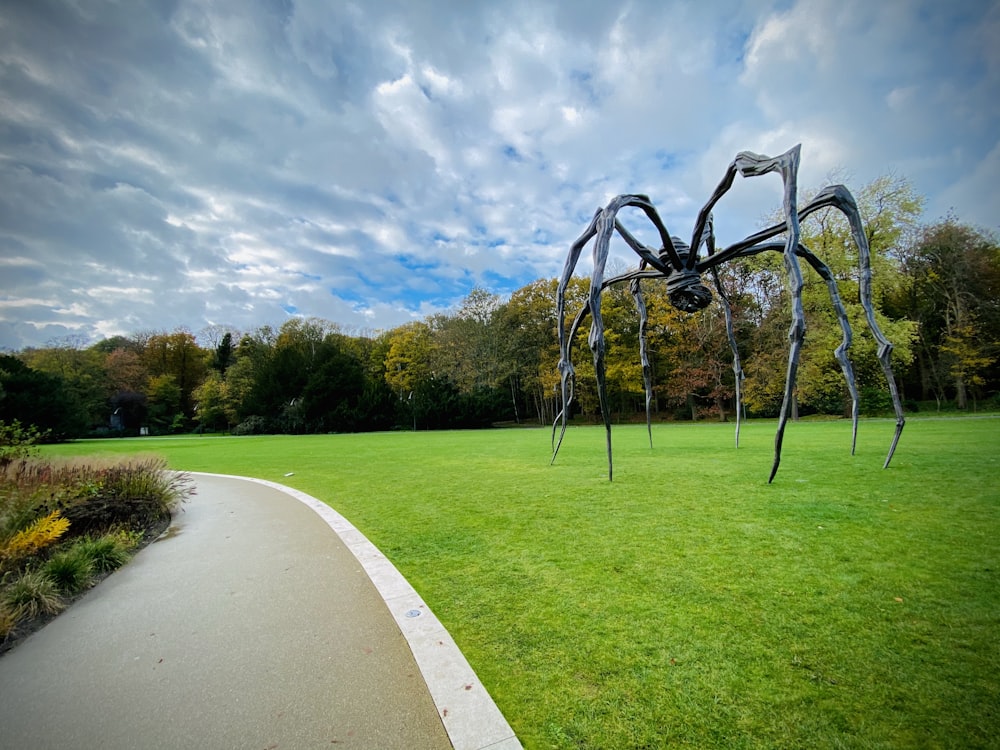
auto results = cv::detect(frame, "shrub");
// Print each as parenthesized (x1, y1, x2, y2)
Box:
(3, 569, 64, 619)
(62, 457, 191, 533)
(232, 415, 269, 435)
(43, 546, 95, 595)
(0, 510, 70, 569)
(0, 455, 192, 536)
(74, 533, 132, 573)
(0, 420, 45, 468)
(859, 386, 893, 415)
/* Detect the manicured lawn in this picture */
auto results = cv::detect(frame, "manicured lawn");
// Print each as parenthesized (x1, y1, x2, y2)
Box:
(44, 417, 1000, 748)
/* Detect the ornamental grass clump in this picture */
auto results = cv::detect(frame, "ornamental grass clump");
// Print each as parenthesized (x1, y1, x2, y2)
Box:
(73, 533, 136, 573)
(42, 546, 95, 595)
(2, 570, 64, 621)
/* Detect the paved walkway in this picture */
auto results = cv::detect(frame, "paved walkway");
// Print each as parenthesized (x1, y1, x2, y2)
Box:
(0, 473, 520, 750)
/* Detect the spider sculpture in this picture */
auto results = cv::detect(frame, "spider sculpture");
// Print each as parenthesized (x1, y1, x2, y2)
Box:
(550, 145, 905, 482)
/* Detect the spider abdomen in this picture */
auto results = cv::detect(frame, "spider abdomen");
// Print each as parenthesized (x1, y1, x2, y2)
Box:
(667, 271, 713, 312)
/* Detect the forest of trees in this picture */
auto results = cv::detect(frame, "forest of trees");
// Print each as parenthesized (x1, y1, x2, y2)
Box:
(2, 176, 998, 440)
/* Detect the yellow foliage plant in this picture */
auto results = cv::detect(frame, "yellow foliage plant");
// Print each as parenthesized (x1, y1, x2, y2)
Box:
(1, 510, 70, 566)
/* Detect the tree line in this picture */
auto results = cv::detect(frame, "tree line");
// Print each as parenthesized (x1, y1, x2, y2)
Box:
(2, 176, 998, 439)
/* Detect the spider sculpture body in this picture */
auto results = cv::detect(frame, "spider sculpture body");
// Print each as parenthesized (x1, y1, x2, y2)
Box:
(551, 145, 905, 482)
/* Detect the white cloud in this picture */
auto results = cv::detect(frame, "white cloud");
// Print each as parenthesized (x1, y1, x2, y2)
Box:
(0, 0, 997, 351)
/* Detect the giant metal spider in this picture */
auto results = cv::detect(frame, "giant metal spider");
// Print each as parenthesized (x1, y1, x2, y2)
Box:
(551, 145, 905, 482)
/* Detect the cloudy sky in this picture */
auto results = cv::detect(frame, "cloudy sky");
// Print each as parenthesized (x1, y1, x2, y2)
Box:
(1, 0, 997, 351)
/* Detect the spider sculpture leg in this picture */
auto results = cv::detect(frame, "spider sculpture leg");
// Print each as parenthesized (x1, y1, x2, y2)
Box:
(693, 213, 746, 448)
(630, 275, 655, 449)
(583, 205, 630, 480)
(709, 266, 745, 447)
(705, 175, 905, 474)
(552, 209, 601, 461)
(729, 146, 805, 482)
(552, 203, 618, 478)
(683, 146, 807, 478)
(813, 186, 905, 466)
(552, 195, 678, 479)
(613, 221, 662, 449)
(737, 241, 860, 453)
(551, 264, 659, 459)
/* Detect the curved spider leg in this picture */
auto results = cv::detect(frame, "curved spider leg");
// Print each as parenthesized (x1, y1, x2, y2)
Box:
(552, 209, 601, 465)
(553, 202, 624, 478)
(554, 195, 679, 478)
(552, 263, 664, 455)
(731, 240, 861, 455)
(630, 273, 655, 448)
(710, 265, 745, 447)
(689, 162, 740, 270)
(612, 219, 662, 450)
(797, 243, 860, 454)
(697, 214, 746, 448)
(797, 186, 906, 468)
(731, 145, 805, 482)
(551, 299, 591, 453)
(587, 211, 621, 480)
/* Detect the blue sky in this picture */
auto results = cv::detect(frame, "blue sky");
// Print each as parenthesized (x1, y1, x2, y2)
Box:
(1, 0, 997, 350)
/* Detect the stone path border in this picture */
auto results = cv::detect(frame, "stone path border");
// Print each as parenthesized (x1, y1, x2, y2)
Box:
(194, 473, 522, 750)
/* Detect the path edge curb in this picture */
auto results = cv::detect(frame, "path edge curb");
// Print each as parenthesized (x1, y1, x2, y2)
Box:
(190, 472, 522, 750)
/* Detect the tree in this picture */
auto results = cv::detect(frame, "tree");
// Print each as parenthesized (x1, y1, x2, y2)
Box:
(900, 219, 1000, 408)
(104, 347, 149, 394)
(654, 293, 736, 421)
(212, 332, 235, 376)
(347, 332, 396, 431)
(146, 374, 183, 432)
(192, 371, 232, 432)
(502, 277, 591, 423)
(225, 326, 277, 424)
(301, 340, 367, 432)
(0, 355, 86, 438)
(143, 330, 210, 418)
(940, 324, 995, 410)
(90, 334, 142, 355)
(432, 287, 506, 393)
(423, 288, 518, 425)
(383, 322, 437, 428)
(20, 343, 107, 428)
(384, 322, 436, 397)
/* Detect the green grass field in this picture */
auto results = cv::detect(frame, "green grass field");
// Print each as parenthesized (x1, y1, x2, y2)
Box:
(43, 417, 1000, 749)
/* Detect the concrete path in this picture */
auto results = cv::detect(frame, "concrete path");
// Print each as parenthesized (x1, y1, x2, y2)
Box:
(0, 473, 520, 750)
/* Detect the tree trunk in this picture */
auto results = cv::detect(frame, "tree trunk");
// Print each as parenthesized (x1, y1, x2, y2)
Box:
(955, 374, 968, 410)
(509, 376, 520, 424)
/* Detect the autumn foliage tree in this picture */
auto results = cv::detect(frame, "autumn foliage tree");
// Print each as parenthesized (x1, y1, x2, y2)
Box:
(896, 218, 1000, 409)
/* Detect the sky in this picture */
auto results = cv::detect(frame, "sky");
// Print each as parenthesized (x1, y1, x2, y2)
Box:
(1, 0, 998, 351)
